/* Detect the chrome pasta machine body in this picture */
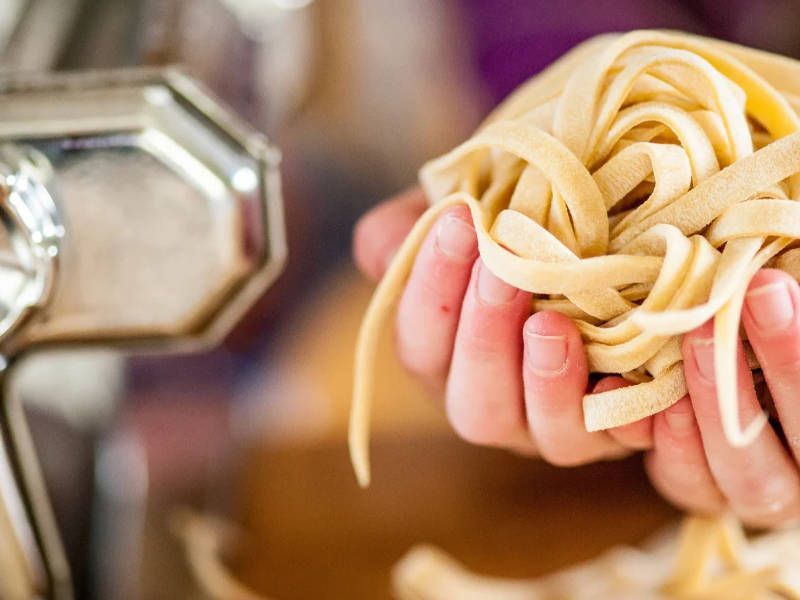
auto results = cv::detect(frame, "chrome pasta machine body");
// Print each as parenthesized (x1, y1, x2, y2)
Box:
(0, 68, 286, 599)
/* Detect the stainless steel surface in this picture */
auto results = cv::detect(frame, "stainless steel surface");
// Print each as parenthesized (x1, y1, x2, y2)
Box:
(0, 0, 83, 71)
(0, 0, 29, 56)
(0, 131, 67, 600)
(0, 144, 63, 346)
(0, 382, 46, 598)
(0, 67, 286, 598)
(0, 68, 286, 352)
(0, 373, 70, 599)
(0, 2, 300, 597)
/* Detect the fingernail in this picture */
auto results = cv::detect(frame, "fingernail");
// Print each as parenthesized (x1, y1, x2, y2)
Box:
(664, 400, 695, 434)
(435, 213, 476, 261)
(524, 328, 567, 375)
(477, 263, 518, 305)
(746, 281, 795, 332)
(690, 338, 716, 383)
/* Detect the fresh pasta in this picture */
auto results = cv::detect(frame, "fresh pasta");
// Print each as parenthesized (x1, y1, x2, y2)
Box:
(350, 30, 800, 487)
(391, 515, 800, 599)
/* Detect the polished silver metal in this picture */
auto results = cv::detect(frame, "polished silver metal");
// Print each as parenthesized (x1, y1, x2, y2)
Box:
(0, 67, 287, 598)
(0, 144, 63, 344)
(0, 0, 83, 72)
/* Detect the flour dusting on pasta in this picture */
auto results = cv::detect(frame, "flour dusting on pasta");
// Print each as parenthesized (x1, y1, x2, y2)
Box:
(350, 30, 800, 487)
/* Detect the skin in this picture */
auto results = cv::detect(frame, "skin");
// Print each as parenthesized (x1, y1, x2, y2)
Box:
(353, 187, 800, 527)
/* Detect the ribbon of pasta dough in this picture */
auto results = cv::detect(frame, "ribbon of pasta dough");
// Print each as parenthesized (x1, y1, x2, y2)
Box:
(391, 515, 800, 599)
(350, 30, 800, 487)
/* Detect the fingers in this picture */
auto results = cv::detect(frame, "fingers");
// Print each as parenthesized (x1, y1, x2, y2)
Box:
(445, 260, 534, 451)
(683, 322, 800, 527)
(742, 268, 800, 463)
(522, 312, 622, 465)
(395, 206, 477, 383)
(353, 187, 428, 282)
(645, 397, 726, 515)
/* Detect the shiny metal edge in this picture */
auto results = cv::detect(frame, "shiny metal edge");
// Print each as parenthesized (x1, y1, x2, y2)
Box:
(0, 67, 288, 354)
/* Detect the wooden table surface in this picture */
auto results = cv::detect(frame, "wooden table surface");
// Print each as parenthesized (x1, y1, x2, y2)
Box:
(232, 436, 678, 599)
(224, 267, 679, 598)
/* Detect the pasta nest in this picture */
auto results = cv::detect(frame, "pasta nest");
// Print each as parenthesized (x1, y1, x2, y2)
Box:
(350, 30, 800, 487)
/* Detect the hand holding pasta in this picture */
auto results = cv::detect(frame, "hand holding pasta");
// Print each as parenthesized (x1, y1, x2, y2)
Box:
(351, 31, 800, 526)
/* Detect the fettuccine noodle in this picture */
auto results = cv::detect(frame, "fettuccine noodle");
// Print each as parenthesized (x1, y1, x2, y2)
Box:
(392, 515, 800, 599)
(350, 30, 800, 487)
(175, 509, 800, 598)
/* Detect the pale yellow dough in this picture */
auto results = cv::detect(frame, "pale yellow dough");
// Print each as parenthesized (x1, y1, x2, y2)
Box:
(174, 511, 800, 599)
(392, 515, 800, 599)
(350, 30, 800, 487)
(349, 30, 800, 595)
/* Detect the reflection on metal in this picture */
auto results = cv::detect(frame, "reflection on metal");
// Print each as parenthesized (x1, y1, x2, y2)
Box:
(0, 393, 44, 598)
(0, 0, 28, 56)
(92, 429, 149, 600)
(219, 0, 316, 29)
(0, 0, 83, 71)
(0, 67, 286, 598)
(0, 145, 63, 343)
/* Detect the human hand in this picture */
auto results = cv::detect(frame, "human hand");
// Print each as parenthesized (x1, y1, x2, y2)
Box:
(355, 189, 800, 527)
(645, 268, 800, 528)
(353, 187, 652, 464)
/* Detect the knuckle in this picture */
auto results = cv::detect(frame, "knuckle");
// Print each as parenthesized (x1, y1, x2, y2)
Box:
(462, 331, 504, 360)
(613, 430, 652, 450)
(353, 212, 371, 245)
(765, 345, 800, 377)
(731, 474, 798, 520)
(394, 321, 449, 381)
(645, 456, 725, 514)
(352, 219, 377, 276)
(353, 208, 384, 251)
(739, 503, 800, 529)
(414, 262, 449, 297)
(396, 343, 445, 381)
(413, 255, 471, 306)
(537, 441, 594, 467)
(670, 490, 726, 516)
(399, 356, 436, 380)
(458, 315, 508, 361)
(448, 402, 518, 447)
(352, 211, 372, 248)
(688, 399, 722, 428)
(394, 312, 459, 380)
(665, 488, 724, 514)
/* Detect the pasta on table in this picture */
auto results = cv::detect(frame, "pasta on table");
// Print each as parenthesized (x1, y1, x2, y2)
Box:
(392, 515, 800, 599)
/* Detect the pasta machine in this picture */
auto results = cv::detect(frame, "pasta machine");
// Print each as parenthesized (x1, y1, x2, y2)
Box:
(0, 67, 286, 599)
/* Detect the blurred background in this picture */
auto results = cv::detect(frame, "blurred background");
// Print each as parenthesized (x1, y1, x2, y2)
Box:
(2, 1, 800, 598)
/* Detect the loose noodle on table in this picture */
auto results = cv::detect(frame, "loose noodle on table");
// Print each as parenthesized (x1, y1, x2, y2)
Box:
(392, 515, 800, 599)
